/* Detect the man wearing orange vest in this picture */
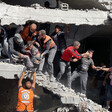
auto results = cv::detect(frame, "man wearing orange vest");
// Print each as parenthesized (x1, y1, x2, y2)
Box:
(16, 68, 36, 112)
(37, 30, 57, 82)
(16, 23, 38, 44)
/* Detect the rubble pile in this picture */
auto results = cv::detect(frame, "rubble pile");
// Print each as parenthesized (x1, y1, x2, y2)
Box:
(95, 0, 112, 10)
(36, 74, 108, 112)
(0, 62, 109, 112)
(0, 3, 108, 25)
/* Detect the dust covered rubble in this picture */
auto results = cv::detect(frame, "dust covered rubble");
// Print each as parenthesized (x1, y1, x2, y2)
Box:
(0, 62, 109, 112)
(36, 74, 109, 112)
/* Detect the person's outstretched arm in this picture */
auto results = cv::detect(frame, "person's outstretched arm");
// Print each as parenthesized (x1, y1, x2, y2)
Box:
(32, 72, 36, 88)
(102, 67, 110, 71)
(18, 71, 25, 88)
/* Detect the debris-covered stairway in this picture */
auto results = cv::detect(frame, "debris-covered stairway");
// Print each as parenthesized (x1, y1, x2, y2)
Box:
(0, 62, 109, 112)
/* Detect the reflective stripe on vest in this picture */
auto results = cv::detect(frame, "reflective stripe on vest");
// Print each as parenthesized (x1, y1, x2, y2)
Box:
(43, 35, 55, 49)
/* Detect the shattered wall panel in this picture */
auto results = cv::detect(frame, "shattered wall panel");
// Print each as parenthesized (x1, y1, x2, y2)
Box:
(0, 3, 108, 25)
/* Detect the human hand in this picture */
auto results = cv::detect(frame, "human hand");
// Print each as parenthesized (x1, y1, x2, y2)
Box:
(19, 53, 25, 58)
(41, 53, 44, 58)
(35, 42, 40, 47)
(96, 67, 102, 71)
(72, 58, 79, 62)
(33, 72, 36, 76)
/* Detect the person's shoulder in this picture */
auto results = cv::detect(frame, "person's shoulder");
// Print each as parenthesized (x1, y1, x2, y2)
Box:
(58, 31, 64, 35)
(68, 46, 73, 49)
(46, 35, 51, 38)
(8, 37, 14, 43)
(90, 58, 93, 61)
(18, 86, 24, 91)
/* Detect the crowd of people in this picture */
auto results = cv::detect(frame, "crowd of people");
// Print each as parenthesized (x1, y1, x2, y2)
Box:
(0, 23, 112, 111)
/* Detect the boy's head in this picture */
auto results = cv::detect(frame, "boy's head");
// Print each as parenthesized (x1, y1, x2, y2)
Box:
(25, 78, 32, 89)
(87, 49, 94, 58)
(27, 41, 34, 50)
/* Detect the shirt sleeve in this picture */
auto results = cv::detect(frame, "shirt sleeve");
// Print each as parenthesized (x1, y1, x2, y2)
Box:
(90, 59, 94, 66)
(8, 38, 20, 56)
(69, 49, 81, 59)
(18, 86, 22, 90)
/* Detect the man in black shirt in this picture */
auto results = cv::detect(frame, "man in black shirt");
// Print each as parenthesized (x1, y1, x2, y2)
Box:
(70, 50, 99, 94)
(51, 25, 66, 54)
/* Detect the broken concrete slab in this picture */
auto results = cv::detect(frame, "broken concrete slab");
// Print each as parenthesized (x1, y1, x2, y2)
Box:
(60, 0, 107, 10)
(0, 62, 109, 112)
(0, 3, 109, 25)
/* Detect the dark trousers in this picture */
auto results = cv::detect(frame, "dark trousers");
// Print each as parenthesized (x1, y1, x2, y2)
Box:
(70, 70, 88, 94)
(57, 59, 71, 88)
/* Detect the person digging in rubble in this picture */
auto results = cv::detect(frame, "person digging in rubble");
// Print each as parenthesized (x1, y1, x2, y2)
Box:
(16, 23, 38, 44)
(56, 41, 89, 88)
(16, 68, 36, 112)
(70, 50, 101, 94)
(8, 33, 34, 68)
(25, 41, 42, 70)
(36, 30, 57, 82)
(0, 26, 9, 58)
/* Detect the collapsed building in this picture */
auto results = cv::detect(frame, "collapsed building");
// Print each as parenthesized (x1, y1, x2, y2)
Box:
(0, 0, 112, 112)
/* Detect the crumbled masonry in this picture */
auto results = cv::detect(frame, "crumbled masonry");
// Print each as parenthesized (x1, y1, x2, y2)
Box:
(0, 61, 109, 112)
(0, 3, 108, 25)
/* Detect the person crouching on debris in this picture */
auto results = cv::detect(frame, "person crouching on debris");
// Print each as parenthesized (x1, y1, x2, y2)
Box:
(25, 41, 42, 69)
(37, 30, 57, 82)
(16, 23, 38, 44)
(8, 34, 34, 68)
(70, 50, 101, 94)
(56, 41, 89, 88)
(16, 68, 36, 112)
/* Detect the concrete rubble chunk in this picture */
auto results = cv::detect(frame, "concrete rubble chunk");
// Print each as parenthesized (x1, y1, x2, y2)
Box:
(0, 62, 109, 112)
(0, 3, 109, 25)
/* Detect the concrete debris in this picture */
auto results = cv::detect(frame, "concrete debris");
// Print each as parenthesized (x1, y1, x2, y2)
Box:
(0, 62, 109, 112)
(30, 3, 43, 9)
(95, 0, 112, 10)
(60, 3, 69, 11)
(0, 3, 108, 25)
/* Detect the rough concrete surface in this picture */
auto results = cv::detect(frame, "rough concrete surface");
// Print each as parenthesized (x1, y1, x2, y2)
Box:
(0, 3, 108, 25)
(0, 62, 109, 112)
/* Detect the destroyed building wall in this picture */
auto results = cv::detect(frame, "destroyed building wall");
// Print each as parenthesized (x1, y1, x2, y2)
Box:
(0, 79, 69, 112)
(1, 0, 109, 10)
(0, 62, 108, 112)
(2, 0, 57, 7)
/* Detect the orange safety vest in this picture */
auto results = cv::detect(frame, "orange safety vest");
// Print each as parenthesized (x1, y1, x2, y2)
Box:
(39, 35, 55, 49)
(20, 25, 37, 42)
(16, 87, 34, 112)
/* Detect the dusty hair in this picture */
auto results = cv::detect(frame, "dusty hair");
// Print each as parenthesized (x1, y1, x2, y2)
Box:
(73, 41, 80, 46)
(39, 30, 46, 36)
(27, 41, 34, 46)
